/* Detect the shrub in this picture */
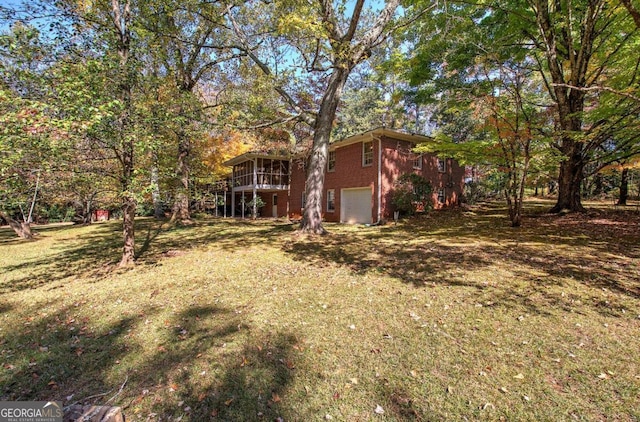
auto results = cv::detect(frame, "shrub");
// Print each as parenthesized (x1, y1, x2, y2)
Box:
(391, 173, 433, 217)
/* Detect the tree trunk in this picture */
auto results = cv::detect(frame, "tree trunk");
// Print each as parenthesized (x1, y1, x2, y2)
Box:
(0, 211, 34, 239)
(119, 139, 136, 267)
(550, 148, 586, 213)
(531, 0, 594, 214)
(617, 167, 629, 205)
(300, 69, 349, 234)
(120, 194, 136, 266)
(151, 152, 164, 219)
(171, 134, 191, 223)
(591, 172, 604, 197)
(112, 0, 136, 267)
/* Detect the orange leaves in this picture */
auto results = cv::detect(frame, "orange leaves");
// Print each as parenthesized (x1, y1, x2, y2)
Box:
(199, 131, 253, 180)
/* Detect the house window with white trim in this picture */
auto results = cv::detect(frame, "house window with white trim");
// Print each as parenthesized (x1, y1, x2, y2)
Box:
(437, 158, 446, 172)
(327, 189, 335, 212)
(437, 188, 445, 204)
(413, 154, 423, 169)
(328, 150, 336, 172)
(362, 141, 373, 166)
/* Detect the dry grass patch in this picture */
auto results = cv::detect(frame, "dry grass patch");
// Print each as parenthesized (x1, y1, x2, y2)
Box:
(1, 202, 639, 421)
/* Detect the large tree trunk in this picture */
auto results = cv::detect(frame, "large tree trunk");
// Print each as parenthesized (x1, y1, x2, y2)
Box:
(112, 0, 136, 267)
(550, 144, 586, 213)
(531, 0, 597, 214)
(300, 69, 349, 234)
(171, 133, 191, 223)
(617, 167, 629, 205)
(0, 211, 34, 239)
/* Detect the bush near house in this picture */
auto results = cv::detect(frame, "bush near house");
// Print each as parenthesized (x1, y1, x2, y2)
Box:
(391, 173, 433, 216)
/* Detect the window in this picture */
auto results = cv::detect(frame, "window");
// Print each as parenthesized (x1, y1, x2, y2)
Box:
(437, 158, 446, 172)
(413, 154, 423, 170)
(362, 141, 373, 166)
(328, 150, 336, 172)
(437, 188, 445, 204)
(327, 189, 335, 212)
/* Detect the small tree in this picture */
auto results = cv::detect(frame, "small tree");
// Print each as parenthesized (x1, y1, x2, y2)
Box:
(391, 173, 433, 217)
(246, 195, 265, 219)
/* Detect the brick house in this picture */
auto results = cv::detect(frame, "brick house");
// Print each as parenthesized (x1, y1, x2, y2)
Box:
(223, 128, 465, 223)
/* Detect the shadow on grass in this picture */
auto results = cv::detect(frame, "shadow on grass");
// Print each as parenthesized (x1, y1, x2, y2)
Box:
(0, 304, 144, 402)
(0, 218, 296, 294)
(283, 205, 640, 316)
(130, 304, 297, 420)
(1, 302, 298, 420)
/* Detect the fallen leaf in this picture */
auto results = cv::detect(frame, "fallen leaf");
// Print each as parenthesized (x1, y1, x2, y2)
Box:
(598, 373, 609, 379)
(271, 392, 281, 403)
(513, 373, 524, 379)
(349, 378, 358, 385)
(224, 398, 234, 406)
(374, 404, 385, 414)
(499, 387, 508, 393)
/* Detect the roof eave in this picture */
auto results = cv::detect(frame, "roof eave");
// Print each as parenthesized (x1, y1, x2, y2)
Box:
(223, 152, 291, 167)
(329, 128, 432, 150)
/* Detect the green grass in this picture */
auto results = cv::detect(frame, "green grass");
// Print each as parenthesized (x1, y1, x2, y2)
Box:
(1, 199, 639, 421)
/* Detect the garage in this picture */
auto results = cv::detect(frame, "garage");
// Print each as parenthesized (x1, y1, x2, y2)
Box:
(340, 187, 373, 224)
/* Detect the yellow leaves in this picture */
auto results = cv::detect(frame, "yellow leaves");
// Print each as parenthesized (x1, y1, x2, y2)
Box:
(275, 1, 326, 38)
(199, 131, 253, 179)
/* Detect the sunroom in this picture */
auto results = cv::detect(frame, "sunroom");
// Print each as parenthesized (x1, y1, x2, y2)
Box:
(224, 152, 291, 218)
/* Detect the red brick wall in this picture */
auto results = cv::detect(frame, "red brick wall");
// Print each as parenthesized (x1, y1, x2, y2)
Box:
(324, 140, 378, 222)
(250, 191, 289, 218)
(288, 135, 465, 222)
(380, 137, 465, 215)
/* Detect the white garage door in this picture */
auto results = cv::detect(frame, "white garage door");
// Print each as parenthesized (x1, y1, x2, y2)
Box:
(341, 187, 372, 224)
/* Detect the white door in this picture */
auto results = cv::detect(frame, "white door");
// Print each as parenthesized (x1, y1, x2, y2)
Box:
(272, 194, 278, 217)
(341, 187, 372, 224)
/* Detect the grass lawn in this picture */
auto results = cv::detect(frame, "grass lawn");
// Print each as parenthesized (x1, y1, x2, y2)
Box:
(1, 199, 639, 421)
